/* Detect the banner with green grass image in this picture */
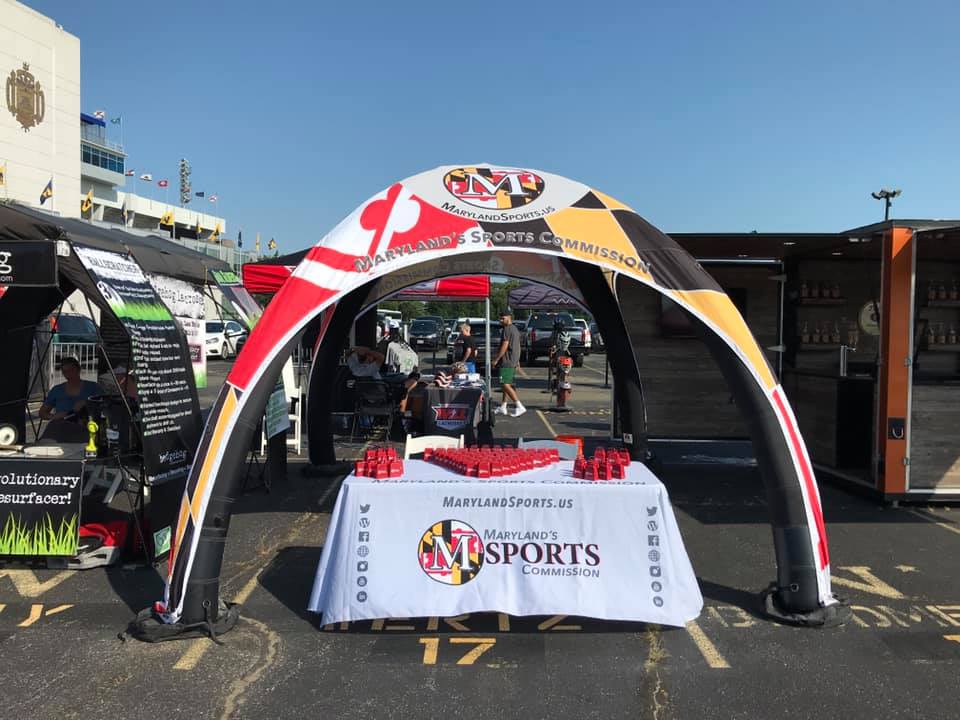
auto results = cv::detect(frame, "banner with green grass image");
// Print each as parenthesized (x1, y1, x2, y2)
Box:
(0, 458, 82, 556)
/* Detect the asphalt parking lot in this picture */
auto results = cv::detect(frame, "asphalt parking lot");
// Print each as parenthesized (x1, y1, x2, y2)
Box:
(2, 352, 958, 719)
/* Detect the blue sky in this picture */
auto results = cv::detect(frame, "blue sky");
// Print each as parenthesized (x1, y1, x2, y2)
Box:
(31, 0, 960, 253)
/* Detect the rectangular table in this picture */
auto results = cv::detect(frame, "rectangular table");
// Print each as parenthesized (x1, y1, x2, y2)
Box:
(309, 460, 702, 627)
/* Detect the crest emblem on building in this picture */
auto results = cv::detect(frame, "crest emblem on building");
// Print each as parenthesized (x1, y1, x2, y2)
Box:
(6, 63, 46, 131)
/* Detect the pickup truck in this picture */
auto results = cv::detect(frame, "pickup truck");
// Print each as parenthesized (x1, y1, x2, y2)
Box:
(523, 312, 586, 367)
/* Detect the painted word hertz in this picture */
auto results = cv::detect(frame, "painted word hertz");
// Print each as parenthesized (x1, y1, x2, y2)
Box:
(353, 230, 651, 274)
(418, 519, 600, 586)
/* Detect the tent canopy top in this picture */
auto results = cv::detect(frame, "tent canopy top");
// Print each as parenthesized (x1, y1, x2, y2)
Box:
(0, 202, 231, 284)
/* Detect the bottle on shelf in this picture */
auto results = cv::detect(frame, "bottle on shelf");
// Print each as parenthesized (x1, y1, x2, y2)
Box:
(831, 282, 841, 299)
(937, 322, 947, 345)
(928, 281, 937, 302)
(800, 321, 811, 344)
(800, 280, 809, 298)
(927, 323, 936, 347)
(812, 321, 822, 344)
(810, 282, 820, 299)
(939, 283, 948, 301)
(949, 324, 958, 345)
(831, 321, 841, 344)
(951, 280, 959, 301)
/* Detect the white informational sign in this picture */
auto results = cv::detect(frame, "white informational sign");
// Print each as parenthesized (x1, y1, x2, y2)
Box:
(309, 461, 703, 627)
(147, 273, 207, 388)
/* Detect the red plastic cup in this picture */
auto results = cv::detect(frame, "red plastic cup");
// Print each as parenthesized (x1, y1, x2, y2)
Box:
(389, 461, 403, 477)
(355, 461, 366, 477)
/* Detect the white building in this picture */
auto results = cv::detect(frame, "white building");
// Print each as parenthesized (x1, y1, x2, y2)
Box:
(3, 0, 259, 272)
(79, 113, 228, 238)
(0, 0, 81, 216)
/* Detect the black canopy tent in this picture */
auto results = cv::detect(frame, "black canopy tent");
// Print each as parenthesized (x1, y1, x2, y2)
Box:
(0, 201, 229, 452)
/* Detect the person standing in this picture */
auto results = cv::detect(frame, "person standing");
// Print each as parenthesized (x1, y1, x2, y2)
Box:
(492, 312, 525, 417)
(457, 322, 478, 372)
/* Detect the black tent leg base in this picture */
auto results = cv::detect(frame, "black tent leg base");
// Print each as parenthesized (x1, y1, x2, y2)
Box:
(761, 584, 851, 627)
(124, 601, 241, 643)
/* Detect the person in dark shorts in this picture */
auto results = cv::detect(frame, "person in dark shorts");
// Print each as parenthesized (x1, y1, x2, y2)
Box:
(492, 312, 525, 417)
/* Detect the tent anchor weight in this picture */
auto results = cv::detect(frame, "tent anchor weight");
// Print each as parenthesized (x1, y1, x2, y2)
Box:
(125, 601, 240, 643)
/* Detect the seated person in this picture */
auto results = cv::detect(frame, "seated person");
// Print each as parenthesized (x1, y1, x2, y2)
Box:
(377, 327, 419, 375)
(346, 346, 385, 379)
(39, 357, 100, 423)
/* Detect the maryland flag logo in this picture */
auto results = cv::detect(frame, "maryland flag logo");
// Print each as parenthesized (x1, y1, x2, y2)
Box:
(159, 209, 175, 225)
(444, 167, 545, 210)
(418, 520, 484, 586)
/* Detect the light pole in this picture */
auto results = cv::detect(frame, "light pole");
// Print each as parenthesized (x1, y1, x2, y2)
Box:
(871, 188, 901, 221)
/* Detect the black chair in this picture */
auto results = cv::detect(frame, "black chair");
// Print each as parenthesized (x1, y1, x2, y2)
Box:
(351, 379, 395, 442)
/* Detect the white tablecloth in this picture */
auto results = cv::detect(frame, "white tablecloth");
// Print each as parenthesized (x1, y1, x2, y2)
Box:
(308, 460, 702, 626)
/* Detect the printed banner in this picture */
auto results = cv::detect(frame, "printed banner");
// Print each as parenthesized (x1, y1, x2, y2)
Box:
(0, 240, 58, 287)
(0, 458, 83, 556)
(309, 463, 703, 626)
(74, 245, 201, 484)
(147, 273, 207, 389)
(422, 386, 483, 444)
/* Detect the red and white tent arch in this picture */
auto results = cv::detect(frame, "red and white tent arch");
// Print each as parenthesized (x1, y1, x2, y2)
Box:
(159, 165, 838, 628)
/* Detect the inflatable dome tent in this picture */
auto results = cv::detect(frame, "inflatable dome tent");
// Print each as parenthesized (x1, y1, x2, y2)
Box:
(144, 165, 840, 636)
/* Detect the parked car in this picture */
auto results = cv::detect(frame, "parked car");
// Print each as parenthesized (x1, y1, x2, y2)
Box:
(206, 319, 247, 359)
(574, 318, 592, 352)
(45, 313, 99, 343)
(524, 312, 586, 366)
(590, 321, 605, 351)
(409, 318, 443, 350)
(446, 319, 499, 367)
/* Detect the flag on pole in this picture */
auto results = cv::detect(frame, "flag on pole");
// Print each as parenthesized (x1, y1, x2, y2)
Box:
(194, 191, 205, 198)
(110, 116, 122, 124)
(0, 163, 6, 187)
(195, 216, 202, 236)
(159, 209, 175, 225)
(124, 169, 135, 177)
(237, 230, 242, 248)
(139, 173, 153, 181)
(209, 194, 218, 203)
(158, 179, 169, 188)
(81, 188, 93, 214)
(210, 222, 222, 243)
(255, 232, 261, 253)
(268, 238, 277, 250)
(121, 197, 129, 225)
(39, 178, 53, 205)
(93, 110, 106, 120)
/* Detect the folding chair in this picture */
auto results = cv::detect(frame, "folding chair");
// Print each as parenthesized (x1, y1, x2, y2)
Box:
(351, 380, 395, 442)
(403, 433, 464, 459)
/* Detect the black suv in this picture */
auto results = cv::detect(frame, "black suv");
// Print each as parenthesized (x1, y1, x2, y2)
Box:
(409, 318, 443, 350)
(446, 320, 499, 367)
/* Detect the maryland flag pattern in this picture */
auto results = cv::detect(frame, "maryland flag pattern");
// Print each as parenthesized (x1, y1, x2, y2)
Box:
(443, 167, 545, 210)
(418, 520, 485, 586)
(161, 165, 833, 623)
